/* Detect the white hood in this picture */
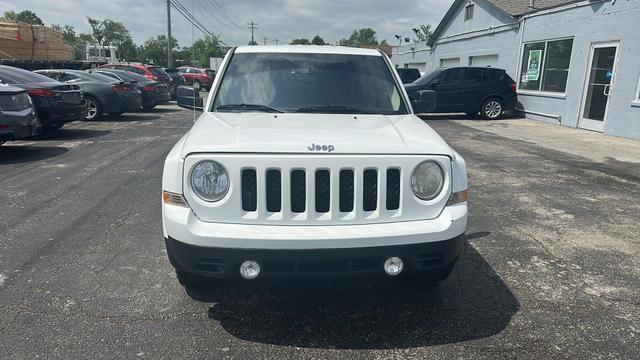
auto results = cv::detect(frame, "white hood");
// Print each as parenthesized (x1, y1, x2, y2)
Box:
(180, 112, 456, 158)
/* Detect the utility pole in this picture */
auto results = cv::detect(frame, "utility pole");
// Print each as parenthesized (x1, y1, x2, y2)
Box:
(247, 21, 258, 45)
(263, 36, 268, 45)
(166, 0, 172, 67)
(273, 39, 279, 45)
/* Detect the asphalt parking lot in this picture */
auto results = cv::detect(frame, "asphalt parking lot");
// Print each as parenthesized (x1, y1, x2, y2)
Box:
(1, 107, 638, 359)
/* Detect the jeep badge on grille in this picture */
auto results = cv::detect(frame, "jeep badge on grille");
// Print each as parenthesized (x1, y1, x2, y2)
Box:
(307, 143, 335, 153)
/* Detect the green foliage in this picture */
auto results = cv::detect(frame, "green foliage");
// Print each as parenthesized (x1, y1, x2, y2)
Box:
(311, 35, 326, 45)
(339, 28, 379, 47)
(3, 10, 43, 25)
(415, 24, 433, 42)
(184, 36, 223, 67)
(290, 38, 311, 45)
(138, 35, 179, 67)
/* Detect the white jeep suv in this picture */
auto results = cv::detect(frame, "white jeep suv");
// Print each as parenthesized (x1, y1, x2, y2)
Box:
(162, 46, 468, 286)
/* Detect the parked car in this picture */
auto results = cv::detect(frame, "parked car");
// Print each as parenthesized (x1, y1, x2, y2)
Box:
(177, 66, 215, 91)
(163, 68, 186, 99)
(97, 63, 175, 98)
(396, 67, 421, 84)
(0, 84, 41, 145)
(0, 65, 86, 129)
(92, 69, 171, 111)
(162, 46, 468, 287)
(405, 66, 517, 119)
(36, 69, 142, 120)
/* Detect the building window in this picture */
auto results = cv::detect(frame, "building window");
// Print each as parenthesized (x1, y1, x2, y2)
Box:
(519, 38, 574, 93)
(464, 3, 474, 21)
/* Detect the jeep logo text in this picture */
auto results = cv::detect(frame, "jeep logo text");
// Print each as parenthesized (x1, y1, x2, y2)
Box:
(307, 143, 335, 153)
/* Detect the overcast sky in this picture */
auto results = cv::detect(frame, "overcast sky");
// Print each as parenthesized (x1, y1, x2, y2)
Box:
(1, 0, 452, 47)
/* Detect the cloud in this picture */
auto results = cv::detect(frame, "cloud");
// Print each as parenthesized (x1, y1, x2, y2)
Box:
(1, 0, 452, 47)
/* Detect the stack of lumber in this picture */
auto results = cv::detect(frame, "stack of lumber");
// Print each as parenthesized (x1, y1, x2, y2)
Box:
(0, 19, 75, 61)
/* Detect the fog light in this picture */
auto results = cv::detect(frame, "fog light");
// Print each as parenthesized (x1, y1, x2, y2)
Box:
(239, 260, 261, 279)
(383, 257, 404, 276)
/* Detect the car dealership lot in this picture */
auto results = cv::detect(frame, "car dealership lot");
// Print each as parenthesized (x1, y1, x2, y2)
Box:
(0, 107, 638, 358)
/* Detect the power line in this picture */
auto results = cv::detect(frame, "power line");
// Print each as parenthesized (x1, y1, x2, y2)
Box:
(169, 0, 231, 46)
(207, 0, 244, 29)
(247, 21, 258, 45)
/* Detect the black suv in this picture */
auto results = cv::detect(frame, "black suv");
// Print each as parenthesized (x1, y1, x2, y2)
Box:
(396, 68, 421, 84)
(405, 67, 517, 119)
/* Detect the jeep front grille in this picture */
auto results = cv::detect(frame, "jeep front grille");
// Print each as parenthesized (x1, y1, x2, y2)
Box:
(184, 154, 452, 225)
(243, 167, 400, 217)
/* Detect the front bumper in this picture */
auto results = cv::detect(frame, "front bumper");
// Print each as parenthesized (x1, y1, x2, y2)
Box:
(163, 202, 467, 278)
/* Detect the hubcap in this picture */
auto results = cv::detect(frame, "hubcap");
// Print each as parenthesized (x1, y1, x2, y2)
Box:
(193, 82, 201, 91)
(86, 100, 97, 119)
(485, 100, 502, 119)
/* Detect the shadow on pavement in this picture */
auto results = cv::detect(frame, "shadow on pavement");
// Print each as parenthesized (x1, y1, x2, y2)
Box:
(0, 145, 68, 164)
(91, 114, 161, 122)
(186, 242, 519, 349)
(146, 107, 180, 114)
(34, 128, 110, 141)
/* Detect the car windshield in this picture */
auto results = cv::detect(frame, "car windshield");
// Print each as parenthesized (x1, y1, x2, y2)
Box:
(413, 69, 442, 86)
(0, 66, 58, 84)
(213, 52, 407, 115)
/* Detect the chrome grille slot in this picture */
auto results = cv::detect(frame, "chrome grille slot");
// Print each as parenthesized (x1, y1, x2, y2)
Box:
(266, 169, 282, 212)
(339, 170, 354, 212)
(315, 170, 331, 213)
(241, 169, 257, 211)
(386, 168, 401, 210)
(363, 169, 378, 211)
(290, 170, 306, 213)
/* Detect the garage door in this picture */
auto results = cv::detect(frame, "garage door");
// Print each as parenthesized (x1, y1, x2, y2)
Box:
(470, 54, 499, 67)
(439, 57, 460, 68)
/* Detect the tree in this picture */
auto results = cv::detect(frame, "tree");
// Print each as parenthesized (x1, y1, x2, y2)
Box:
(139, 35, 179, 67)
(185, 36, 223, 67)
(3, 10, 44, 25)
(290, 38, 310, 45)
(415, 24, 433, 42)
(339, 28, 379, 47)
(310, 35, 326, 45)
(86, 17, 137, 60)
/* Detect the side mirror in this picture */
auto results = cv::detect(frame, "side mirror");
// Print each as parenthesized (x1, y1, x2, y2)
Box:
(176, 85, 204, 110)
(412, 90, 437, 113)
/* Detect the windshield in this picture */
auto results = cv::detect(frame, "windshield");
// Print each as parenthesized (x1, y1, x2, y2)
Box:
(413, 69, 442, 86)
(213, 52, 407, 115)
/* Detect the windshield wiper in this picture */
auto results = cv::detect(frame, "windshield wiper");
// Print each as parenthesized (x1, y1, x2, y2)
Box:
(294, 105, 372, 114)
(216, 103, 284, 113)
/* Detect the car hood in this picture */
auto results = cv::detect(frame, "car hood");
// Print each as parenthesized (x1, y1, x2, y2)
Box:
(180, 112, 456, 158)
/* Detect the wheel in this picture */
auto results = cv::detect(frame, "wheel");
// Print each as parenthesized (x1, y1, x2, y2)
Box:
(176, 270, 210, 289)
(193, 80, 202, 91)
(481, 98, 504, 120)
(85, 96, 102, 120)
(142, 104, 156, 111)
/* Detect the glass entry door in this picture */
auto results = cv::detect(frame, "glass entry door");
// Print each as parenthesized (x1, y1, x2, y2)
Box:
(579, 42, 619, 132)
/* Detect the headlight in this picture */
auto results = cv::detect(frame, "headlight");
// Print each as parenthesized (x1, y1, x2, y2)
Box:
(190, 160, 230, 202)
(411, 161, 444, 200)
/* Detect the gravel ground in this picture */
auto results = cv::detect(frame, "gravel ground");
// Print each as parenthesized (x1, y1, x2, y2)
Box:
(0, 107, 638, 359)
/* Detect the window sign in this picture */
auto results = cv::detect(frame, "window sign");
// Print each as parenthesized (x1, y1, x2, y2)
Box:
(525, 50, 542, 81)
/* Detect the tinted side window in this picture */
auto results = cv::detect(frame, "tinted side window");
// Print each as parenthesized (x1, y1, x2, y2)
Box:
(462, 68, 482, 84)
(440, 69, 461, 85)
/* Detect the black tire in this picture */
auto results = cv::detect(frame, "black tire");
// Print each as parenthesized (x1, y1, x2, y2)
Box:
(44, 123, 64, 131)
(176, 270, 210, 289)
(142, 104, 156, 111)
(480, 98, 504, 120)
(193, 80, 202, 91)
(85, 96, 103, 120)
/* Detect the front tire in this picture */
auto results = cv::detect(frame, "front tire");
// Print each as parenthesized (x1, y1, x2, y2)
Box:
(85, 96, 102, 121)
(481, 98, 504, 120)
(143, 104, 156, 111)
